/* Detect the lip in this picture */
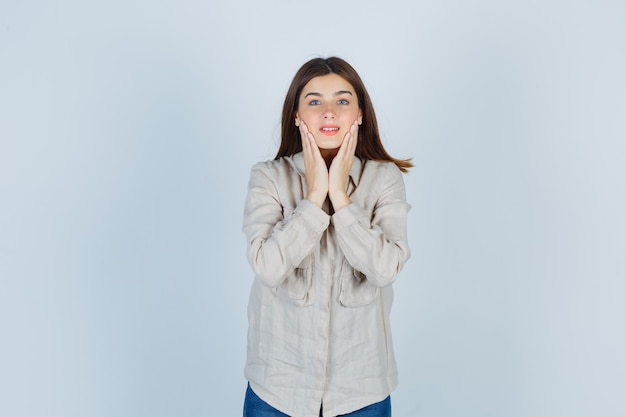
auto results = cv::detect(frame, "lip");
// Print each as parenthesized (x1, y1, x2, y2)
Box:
(319, 125, 340, 136)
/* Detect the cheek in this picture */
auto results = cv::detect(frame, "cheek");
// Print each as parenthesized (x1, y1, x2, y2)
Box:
(341, 108, 360, 120)
(298, 111, 316, 125)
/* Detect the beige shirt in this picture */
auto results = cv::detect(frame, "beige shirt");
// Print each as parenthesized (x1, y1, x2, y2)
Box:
(243, 152, 411, 417)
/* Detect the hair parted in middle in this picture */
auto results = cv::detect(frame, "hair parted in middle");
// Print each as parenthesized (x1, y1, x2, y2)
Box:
(276, 56, 412, 173)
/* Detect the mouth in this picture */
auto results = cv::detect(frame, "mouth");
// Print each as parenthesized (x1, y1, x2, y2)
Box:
(319, 125, 340, 136)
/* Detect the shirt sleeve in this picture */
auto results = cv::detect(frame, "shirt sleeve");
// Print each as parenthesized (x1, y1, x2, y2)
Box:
(243, 161, 330, 287)
(331, 163, 411, 287)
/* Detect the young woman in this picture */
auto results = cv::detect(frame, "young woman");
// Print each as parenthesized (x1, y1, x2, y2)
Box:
(243, 57, 412, 417)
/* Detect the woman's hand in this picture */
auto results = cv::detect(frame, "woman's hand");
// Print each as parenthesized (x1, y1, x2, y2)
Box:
(300, 122, 329, 208)
(329, 120, 359, 211)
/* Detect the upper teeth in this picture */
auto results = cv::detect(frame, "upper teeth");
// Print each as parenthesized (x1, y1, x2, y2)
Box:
(322, 128, 338, 131)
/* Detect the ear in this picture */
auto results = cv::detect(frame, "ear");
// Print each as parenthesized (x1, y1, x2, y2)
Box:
(357, 110, 363, 125)
(294, 112, 301, 127)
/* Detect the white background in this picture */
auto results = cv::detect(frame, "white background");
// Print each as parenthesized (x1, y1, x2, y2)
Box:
(1, 1, 625, 416)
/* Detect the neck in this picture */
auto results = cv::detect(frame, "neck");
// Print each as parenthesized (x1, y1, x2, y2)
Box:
(319, 148, 339, 168)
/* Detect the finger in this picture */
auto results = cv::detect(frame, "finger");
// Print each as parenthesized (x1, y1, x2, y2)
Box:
(339, 121, 358, 159)
(336, 123, 354, 157)
(351, 120, 359, 142)
(335, 131, 351, 160)
(300, 120, 311, 138)
(347, 121, 359, 155)
(301, 125, 324, 167)
(300, 122, 313, 157)
(299, 122, 308, 145)
(301, 123, 317, 149)
(308, 134, 323, 162)
(337, 122, 358, 160)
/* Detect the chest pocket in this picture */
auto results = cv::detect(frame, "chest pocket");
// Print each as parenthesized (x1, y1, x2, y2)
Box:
(338, 265, 379, 307)
(274, 256, 314, 306)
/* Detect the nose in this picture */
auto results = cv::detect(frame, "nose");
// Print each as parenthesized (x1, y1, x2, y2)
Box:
(322, 104, 336, 119)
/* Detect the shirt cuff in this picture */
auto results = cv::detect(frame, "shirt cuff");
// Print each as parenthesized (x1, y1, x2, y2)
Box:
(331, 202, 368, 231)
(297, 198, 331, 233)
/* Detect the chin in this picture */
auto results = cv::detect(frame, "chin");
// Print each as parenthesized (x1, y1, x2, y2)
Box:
(314, 138, 342, 150)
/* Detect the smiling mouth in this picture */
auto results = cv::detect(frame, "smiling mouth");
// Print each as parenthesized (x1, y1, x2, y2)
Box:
(320, 126, 340, 136)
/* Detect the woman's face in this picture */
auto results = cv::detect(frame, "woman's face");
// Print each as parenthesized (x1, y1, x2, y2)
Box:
(295, 73, 362, 152)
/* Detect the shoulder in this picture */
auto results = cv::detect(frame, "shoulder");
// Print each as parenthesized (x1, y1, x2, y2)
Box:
(250, 154, 302, 177)
(361, 160, 404, 184)
(358, 160, 407, 201)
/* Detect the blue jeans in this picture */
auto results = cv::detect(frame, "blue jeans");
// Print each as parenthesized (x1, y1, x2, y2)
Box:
(243, 384, 391, 417)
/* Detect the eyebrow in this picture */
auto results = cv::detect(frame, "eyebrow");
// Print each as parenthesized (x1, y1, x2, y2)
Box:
(304, 90, 354, 98)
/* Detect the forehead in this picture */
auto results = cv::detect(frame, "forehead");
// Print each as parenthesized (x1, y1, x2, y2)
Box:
(300, 73, 356, 97)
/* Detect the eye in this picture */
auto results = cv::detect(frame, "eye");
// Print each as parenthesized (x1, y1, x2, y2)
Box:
(337, 99, 349, 105)
(308, 99, 321, 106)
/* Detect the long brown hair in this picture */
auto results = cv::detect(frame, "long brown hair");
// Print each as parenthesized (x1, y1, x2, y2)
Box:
(275, 57, 413, 173)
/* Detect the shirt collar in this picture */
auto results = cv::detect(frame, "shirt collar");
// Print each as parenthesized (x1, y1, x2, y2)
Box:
(291, 152, 364, 188)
